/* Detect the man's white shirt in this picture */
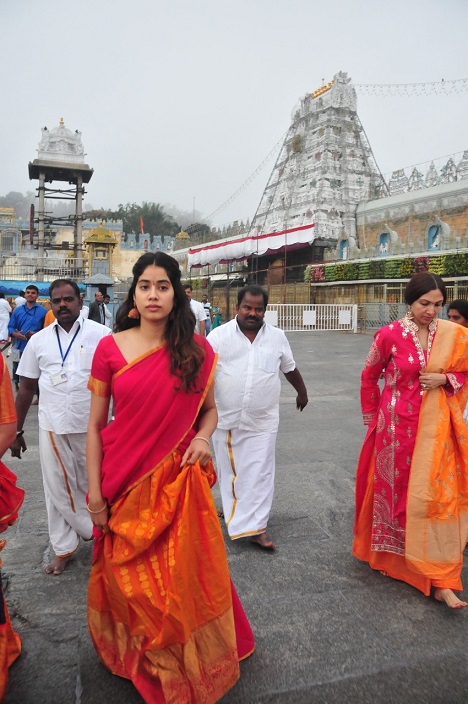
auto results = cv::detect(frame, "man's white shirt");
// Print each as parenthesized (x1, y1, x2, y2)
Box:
(207, 318, 296, 433)
(190, 299, 206, 334)
(17, 316, 111, 434)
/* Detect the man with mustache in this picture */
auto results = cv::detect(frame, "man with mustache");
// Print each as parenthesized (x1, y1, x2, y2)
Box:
(10, 279, 110, 575)
(207, 285, 308, 550)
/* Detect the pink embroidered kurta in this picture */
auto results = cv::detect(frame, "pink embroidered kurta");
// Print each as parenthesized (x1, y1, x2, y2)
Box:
(360, 317, 464, 556)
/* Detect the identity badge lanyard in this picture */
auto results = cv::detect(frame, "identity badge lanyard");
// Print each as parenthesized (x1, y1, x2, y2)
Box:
(52, 324, 80, 385)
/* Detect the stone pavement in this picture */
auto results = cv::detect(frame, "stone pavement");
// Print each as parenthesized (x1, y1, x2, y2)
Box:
(2, 332, 467, 704)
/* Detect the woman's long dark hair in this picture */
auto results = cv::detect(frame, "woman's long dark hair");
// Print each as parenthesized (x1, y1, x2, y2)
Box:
(115, 252, 204, 392)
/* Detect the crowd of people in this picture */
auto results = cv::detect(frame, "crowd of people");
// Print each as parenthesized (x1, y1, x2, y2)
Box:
(0, 262, 466, 702)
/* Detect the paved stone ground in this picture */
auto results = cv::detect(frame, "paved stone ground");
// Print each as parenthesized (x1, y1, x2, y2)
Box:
(2, 332, 467, 704)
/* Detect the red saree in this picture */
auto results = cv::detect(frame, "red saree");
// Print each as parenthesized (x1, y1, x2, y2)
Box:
(87, 335, 253, 704)
(0, 355, 24, 702)
(354, 318, 468, 594)
(0, 462, 24, 704)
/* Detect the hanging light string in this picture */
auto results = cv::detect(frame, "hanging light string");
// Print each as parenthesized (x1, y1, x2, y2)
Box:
(355, 78, 468, 97)
(202, 130, 287, 223)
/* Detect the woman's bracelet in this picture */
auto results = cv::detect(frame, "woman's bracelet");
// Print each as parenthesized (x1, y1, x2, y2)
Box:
(193, 435, 211, 447)
(87, 501, 107, 514)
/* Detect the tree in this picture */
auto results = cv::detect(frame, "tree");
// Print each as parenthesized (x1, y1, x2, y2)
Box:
(108, 202, 180, 241)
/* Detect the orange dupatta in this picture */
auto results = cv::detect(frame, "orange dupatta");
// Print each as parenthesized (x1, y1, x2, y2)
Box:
(405, 319, 468, 585)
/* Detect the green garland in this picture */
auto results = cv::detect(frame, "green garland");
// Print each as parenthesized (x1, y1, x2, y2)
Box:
(312, 252, 468, 284)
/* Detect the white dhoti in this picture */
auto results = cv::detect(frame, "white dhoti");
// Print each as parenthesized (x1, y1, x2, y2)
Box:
(39, 429, 93, 556)
(212, 428, 277, 540)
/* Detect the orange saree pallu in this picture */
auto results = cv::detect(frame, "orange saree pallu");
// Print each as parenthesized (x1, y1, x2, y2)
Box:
(88, 336, 253, 703)
(354, 319, 468, 594)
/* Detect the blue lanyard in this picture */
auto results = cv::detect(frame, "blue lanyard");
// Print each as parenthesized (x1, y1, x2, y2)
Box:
(55, 324, 81, 367)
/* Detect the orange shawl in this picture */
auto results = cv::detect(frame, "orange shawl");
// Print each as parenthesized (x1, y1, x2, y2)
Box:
(405, 319, 468, 583)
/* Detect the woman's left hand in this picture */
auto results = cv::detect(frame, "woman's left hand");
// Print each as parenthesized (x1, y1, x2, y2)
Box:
(181, 437, 212, 467)
(418, 372, 447, 390)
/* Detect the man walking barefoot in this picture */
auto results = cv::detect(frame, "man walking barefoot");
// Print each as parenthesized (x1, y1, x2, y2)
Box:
(10, 280, 110, 575)
(208, 285, 308, 550)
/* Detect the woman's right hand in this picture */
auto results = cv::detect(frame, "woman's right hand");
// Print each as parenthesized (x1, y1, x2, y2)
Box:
(88, 498, 110, 534)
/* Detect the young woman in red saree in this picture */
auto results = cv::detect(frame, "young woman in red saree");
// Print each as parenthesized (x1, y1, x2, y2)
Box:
(86, 253, 254, 703)
(354, 273, 468, 609)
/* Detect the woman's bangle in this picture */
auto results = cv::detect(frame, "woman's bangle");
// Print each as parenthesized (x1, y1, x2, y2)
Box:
(87, 501, 107, 514)
(193, 435, 211, 447)
(16, 430, 24, 437)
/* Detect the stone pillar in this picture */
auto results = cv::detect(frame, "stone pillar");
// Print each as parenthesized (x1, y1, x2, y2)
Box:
(37, 171, 45, 282)
(75, 175, 83, 277)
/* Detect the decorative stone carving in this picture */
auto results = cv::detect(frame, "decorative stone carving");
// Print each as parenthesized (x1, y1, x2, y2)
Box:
(425, 162, 439, 188)
(440, 158, 457, 184)
(37, 118, 85, 164)
(425, 216, 450, 250)
(388, 169, 409, 195)
(457, 151, 468, 180)
(408, 168, 425, 191)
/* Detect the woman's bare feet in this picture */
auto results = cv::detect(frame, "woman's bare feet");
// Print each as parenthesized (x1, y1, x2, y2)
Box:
(434, 588, 468, 609)
(44, 554, 74, 576)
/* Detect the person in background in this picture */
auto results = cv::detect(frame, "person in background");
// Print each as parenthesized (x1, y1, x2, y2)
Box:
(0, 294, 11, 344)
(8, 286, 47, 391)
(80, 294, 89, 319)
(447, 299, 468, 327)
(183, 284, 205, 335)
(103, 294, 112, 328)
(86, 252, 253, 702)
(88, 292, 106, 325)
(0, 353, 24, 701)
(13, 292, 26, 309)
(211, 304, 223, 329)
(447, 299, 468, 427)
(43, 308, 55, 328)
(10, 279, 110, 575)
(354, 273, 468, 609)
(201, 293, 212, 335)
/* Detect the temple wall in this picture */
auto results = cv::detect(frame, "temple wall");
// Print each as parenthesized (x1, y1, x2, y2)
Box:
(354, 179, 468, 258)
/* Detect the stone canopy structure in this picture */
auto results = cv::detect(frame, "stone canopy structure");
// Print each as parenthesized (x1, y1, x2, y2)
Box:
(37, 118, 86, 163)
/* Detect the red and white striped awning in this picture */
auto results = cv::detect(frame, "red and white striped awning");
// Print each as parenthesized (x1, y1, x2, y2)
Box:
(187, 223, 315, 268)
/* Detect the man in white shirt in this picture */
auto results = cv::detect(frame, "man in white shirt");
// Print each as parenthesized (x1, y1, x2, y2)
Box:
(207, 285, 308, 551)
(201, 294, 212, 335)
(103, 294, 113, 328)
(14, 291, 26, 308)
(184, 284, 206, 335)
(10, 279, 111, 575)
(80, 294, 89, 319)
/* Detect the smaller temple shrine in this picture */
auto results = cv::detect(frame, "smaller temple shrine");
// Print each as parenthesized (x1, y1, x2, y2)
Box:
(84, 222, 118, 277)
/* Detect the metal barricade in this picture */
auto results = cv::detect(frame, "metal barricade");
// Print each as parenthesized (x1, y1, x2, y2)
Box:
(358, 303, 407, 331)
(264, 304, 358, 333)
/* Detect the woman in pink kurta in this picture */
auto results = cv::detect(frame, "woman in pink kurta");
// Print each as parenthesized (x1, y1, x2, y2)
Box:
(354, 273, 468, 608)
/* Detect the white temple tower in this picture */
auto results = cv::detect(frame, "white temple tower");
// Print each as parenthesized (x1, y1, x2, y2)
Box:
(251, 72, 385, 252)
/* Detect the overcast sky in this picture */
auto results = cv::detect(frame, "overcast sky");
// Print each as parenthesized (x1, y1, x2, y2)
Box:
(2, 0, 468, 228)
